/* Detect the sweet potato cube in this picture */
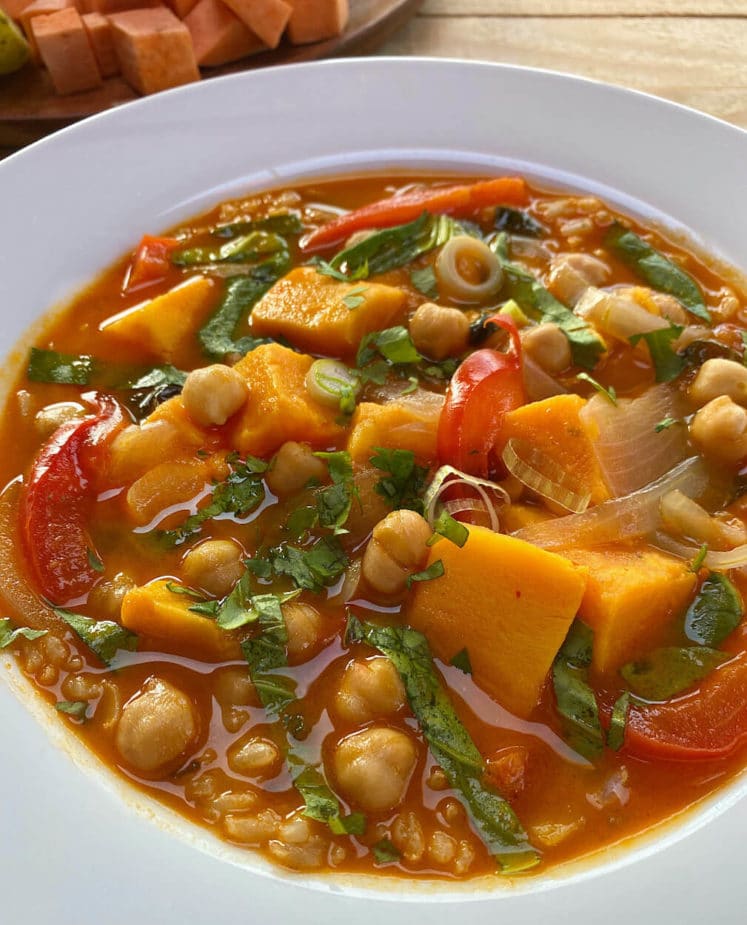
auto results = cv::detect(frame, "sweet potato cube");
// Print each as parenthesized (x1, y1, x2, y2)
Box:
(3, 0, 34, 20)
(108, 6, 199, 95)
(125, 458, 214, 525)
(563, 547, 697, 675)
(251, 267, 407, 357)
(164, 0, 198, 18)
(347, 394, 443, 467)
(286, 0, 347, 45)
(31, 8, 103, 92)
(81, 11, 118, 75)
(82, 0, 160, 13)
(500, 394, 611, 505)
(222, 0, 289, 48)
(121, 579, 241, 660)
(228, 343, 345, 457)
(19, 0, 71, 61)
(406, 526, 588, 717)
(184, 0, 263, 67)
(100, 275, 216, 363)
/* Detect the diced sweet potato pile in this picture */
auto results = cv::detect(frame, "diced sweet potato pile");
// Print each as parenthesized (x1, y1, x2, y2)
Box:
(1, 0, 349, 95)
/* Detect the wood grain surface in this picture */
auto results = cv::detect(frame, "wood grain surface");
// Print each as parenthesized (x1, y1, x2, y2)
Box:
(382, 1, 747, 129)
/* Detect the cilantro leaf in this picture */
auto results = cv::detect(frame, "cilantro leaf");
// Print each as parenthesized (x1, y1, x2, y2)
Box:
(0, 618, 46, 648)
(655, 416, 679, 433)
(56, 700, 89, 720)
(552, 620, 604, 760)
(291, 764, 366, 835)
(341, 285, 369, 311)
(683, 571, 743, 647)
(450, 647, 473, 674)
(620, 646, 727, 701)
(577, 372, 617, 405)
(248, 537, 348, 594)
(605, 222, 710, 322)
(410, 265, 439, 299)
(56, 609, 137, 666)
(314, 450, 359, 535)
(406, 559, 444, 588)
(86, 548, 104, 573)
(357, 326, 422, 368)
(370, 447, 429, 514)
(372, 838, 401, 863)
(345, 616, 538, 872)
(629, 325, 685, 382)
(493, 207, 546, 237)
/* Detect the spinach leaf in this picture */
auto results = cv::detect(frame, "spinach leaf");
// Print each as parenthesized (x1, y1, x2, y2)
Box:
(213, 212, 304, 239)
(620, 646, 727, 701)
(492, 233, 604, 370)
(357, 326, 422, 368)
(246, 537, 348, 594)
(684, 572, 743, 647)
(494, 207, 546, 237)
(429, 509, 469, 548)
(607, 692, 632, 751)
(370, 447, 429, 514)
(172, 230, 287, 268)
(326, 212, 466, 280)
(552, 620, 604, 760)
(346, 616, 538, 872)
(0, 618, 46, 648)
(290, 764, 366, 835)
(27, 347, 96, 385)
(56, 609, 137, 665)
(407, 560, 444, 588)
(157, 455, 267, 547)
(629, 325, 685, 382)
(56, 700, 88, 720)
(605, 222, 710, 322)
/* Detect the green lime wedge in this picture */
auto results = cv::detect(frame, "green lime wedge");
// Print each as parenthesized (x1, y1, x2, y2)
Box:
(0, 11, 30, 76)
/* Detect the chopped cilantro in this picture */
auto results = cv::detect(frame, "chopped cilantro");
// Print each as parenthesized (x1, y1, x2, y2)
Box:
(56, 609, 137, 666)
(372, 838, 401, 864)
(56, 700, 88, 720)
(86, 548, 104, 573)
(341, 285, 369, 311)
(0, 618, 46, 649)
(370, 447, 429, 514)
(576, 372, 617, 406)
(655, 416, 680, 433)
(410, 265, 439, 299)
(247, 537, 348, 594)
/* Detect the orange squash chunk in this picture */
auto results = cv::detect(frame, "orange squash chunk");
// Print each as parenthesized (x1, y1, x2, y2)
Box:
(346, 393, 443, 467)
(228, 343, 345, 457)
(251, 267, 407, 357)
(121, 579, 241, 660)
(500, 394, 610, 505)
(406, 526, 588, 717)
(562, 546, 696, 675)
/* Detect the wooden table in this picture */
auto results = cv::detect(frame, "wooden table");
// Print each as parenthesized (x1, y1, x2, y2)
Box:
(381, 1, 747, 130)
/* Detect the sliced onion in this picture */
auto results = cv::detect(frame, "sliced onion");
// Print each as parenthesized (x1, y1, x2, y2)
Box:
(443, 498, 488, 517)
(575, 287, 670, 341)
(653, 532, 747, 572)
(514, 456, 710, 550)
(423, 465, 509, 533)
(502, 438, 591, 514)
(659, 490, 747, 550)
(578, 384, 689, 497)
(522, 355, 568, 401)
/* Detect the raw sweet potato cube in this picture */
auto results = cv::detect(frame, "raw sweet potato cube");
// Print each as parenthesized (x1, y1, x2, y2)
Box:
(286, 0, 347, 44)
(31, 7, 103, 93)
(562, 546, 697, 675)
(100, 275, 217, 363)
(108, 5, 199, 95)
(251, 266, 407, 357)
(346, 394, 443, 467)
(184, 0, 263, 67)
(81, 10, 118, 76)
(121, 579, 241, 660)
(406, 526, 588, 718)
(500, 394, 611, 505)
(228, 343, 345, 457)
(222, 0, 289, 48)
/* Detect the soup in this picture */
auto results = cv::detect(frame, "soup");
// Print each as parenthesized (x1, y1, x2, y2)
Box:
(2, 174, 746, 879)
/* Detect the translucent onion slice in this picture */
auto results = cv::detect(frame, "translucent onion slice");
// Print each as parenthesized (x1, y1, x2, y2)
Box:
(443, 498, 488, 517)
(522, 355, 568, 402)
(653, 532, 747, 572)
(575, 287, 670, 342)
(659, 490, 747, 551)
(578, 384, 689, 497)
(502, 438, 591, 514)
(514, 456, 710, 550)
(423, 465, 510, 533)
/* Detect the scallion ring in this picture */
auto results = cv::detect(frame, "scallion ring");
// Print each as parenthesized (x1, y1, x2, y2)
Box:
(306, 358, 361, 412)
(435, 235, 503, 303)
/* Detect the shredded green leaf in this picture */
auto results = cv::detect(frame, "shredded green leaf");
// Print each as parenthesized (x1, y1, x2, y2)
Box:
(494, 207, 546, 237)
(629, 325, 685, 382)
(0, 618, 46, 648)
(450, 647, 473, 675)
(410, 265, 439, 299)
(683, 571, 743, 647)
(172, 230, 286, 268)
(621, 646, 727, 701)
(357, 326, 422, 368)
(407, 560, 445, 588)
(345, 616, 538, 872)
(372, 838, 401, 864)
(429, 509, 469, 548)
(86, 548, 104, 573)
(577, 372, 617, 406)
(341, 285, 369, 311)
(27, 347, 96, 385)
(56, 700, 88, 720)
(370, 447, 429, 514)
(607, 692, 632, 751)
(213, 212, 304, 239)
(552, 620, 604, 760)
(56, 609, 137, 666)
(247, 537, 348, 594)
(655, 416, 680, 433)
(605, 222, 710, 322)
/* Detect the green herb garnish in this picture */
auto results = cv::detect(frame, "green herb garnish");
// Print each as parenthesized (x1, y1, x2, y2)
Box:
(576, 372, 617, 405)
(629, 324, 685, 382)
(429, 509, 469, 548)
(655, 416, 680, 433)
(683, 571, 743, 647)
(341, 285, 369, 311)
(620, 646, 727, 701)
(372, 838, 401, 864)
(247, 537, 348, 594)
(56, 609, 137, 666)
(410, 265, 439, 299)
(450, 647, 473, 675)
(552, 620, 604, 760)
(0, 618, 46, 648)
(370, 447, 429, 514)
(56, 700, 88, 720)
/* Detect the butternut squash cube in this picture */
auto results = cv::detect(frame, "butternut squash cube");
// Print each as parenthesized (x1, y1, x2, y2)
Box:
(500, 394, 610, 505)
(228, 342, 345, 457)
(126, 458, 212, 526)
(251, 267, 408, 357)
(406, 526, 588, 717)
(563, 547, 697, 675)
(346, 392, 444, 467)
(100, 275, 216, 363)
(121, 579, 240, 660)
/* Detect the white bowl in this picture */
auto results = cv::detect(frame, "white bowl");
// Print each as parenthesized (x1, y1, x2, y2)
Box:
(1, 59, 746, 924)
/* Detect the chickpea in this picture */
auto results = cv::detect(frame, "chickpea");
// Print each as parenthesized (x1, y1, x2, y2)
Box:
(283, 601, 323, 664)
(333, 726, 418, 812)
(228, 733, 282, 779)
(547, 253, 610, 306)
(115, 677, 197, 773)
(689, 358, 747, 408)
(213, 665, 257, 708)
(265, 441, 327, 498)
(34, 401, 85, 439)
(87, 572, 136, 621)
(521, 322, 571, 374)
(362, 510, 432, 595)
(182, 365, 248, 427)
(690, 395, 747, 466)
(335, 656, 406, 723)
(182, 539, 245, 597)
(409, 302, 470, 360)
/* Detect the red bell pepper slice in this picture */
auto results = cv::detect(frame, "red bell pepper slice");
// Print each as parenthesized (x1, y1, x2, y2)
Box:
(126, 234, 180, 290)
(437, 316, 526, 477)
(623, 652, 747, 760)
(20, 395, 124, 605)
(302, 177, 528, 252)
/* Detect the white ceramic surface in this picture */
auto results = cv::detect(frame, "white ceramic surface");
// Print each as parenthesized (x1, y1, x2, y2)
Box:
(1, 59, 746, 924)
